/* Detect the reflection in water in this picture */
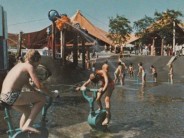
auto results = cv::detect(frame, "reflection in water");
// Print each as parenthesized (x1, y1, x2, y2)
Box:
(138, 85, 145, 101)
(136, 81, 160, 102)
(114, 88, 126, 102)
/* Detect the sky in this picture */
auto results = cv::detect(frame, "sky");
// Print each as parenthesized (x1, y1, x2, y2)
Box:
(0, 0, 184, 34)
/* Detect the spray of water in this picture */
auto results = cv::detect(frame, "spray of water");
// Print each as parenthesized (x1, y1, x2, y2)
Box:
(65, 22, 96, 43)
(65, 22, 117, 70)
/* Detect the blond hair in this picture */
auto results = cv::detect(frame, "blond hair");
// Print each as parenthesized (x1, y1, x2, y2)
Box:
(102, 64, 109, 72)
(24, 49, 41, 63)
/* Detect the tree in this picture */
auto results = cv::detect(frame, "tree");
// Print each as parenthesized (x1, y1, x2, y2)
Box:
(153, 9, 183, 44)
(154, 9, 183, 26)
(133, 15, 155, 37)
(133, 9, 183, 55)
(133, 15, 155, 45)
(108, 15, 132, 45)
(133, 9, 183, 45)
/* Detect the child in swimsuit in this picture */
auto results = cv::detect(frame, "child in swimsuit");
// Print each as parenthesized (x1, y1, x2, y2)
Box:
(114, 62, 122, 84)
(128, 63, 134, 78)
(137, 62, 146, 85)
(150, 65, 157, 82)
(168, 64, 173, 84)
(0, 50, 57, 134)
(78, 63, 114, 125)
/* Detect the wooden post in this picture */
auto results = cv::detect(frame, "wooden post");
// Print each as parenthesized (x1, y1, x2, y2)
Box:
(73, 32, 78, 67)
(161, 38, 164, 56)
(82, 40, 86, 69)
(86, 46, 90, 60)
(173, 20, 176, 55)
(17, 31, 23, 59)
(152, 38, 156, 56)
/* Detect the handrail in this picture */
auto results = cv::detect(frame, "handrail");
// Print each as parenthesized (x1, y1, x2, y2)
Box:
(81, 88, 98, 113)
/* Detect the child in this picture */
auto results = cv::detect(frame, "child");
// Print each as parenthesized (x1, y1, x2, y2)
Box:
(77, 64, 114, 125)
(128, 63, 134, 78)
(137, 62, 146, 85)
(0, 50, 57, 133)
(150, 65, 157, 82)
(114, 62, 122, 85)
(168, 64, 173, 84)
(91, 60, 96, 72)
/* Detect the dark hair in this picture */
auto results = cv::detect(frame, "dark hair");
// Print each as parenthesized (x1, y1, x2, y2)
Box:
(118, 62, 122, 65)
(32, 52, 41, 62)
(139, 62, 143, 66)
(90, 73, 101, 84)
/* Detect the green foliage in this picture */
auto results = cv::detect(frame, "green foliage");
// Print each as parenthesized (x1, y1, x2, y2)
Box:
(133, 15, 155, 36)
(154, 9, 183, 24)
(108, 14, 132, 45)
(133, 9, 183, 45)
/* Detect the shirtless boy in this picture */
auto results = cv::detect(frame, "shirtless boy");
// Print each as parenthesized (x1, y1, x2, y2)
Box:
(78, 64, 114, 125)
(114, 62, 122, 84)
(128, 63, 134, 78)
(137, 62, 146, 85)
(168, 64, 173, 84)
(0, 50, 56, 133)
(114, 61, 126, 85)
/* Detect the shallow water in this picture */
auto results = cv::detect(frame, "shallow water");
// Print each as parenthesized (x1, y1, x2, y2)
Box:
(40, 78, 184, 138)
(1, 57, 184, 138)
(46, 78, 184, 138)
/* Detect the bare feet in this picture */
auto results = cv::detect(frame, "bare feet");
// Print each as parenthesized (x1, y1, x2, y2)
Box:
(97, 108, 102, 111)
(102, 117, 109, 126)
(22, 126, 41, 134)
(75, 87, 80, 92)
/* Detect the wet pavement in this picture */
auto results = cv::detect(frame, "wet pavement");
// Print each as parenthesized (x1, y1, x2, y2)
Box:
(1, 56, 184, 138)
(46, 79, 184, 138)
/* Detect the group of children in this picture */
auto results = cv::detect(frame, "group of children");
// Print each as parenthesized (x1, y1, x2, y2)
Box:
(78, 57, 174, 127)
(0, 49, 174, 133)
(113, 58, 174, 86)
(80, 56, 175, 129)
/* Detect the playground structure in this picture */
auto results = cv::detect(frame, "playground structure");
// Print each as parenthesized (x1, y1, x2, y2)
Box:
(80, 87, 107, 131)
(47, 10, 101, 69)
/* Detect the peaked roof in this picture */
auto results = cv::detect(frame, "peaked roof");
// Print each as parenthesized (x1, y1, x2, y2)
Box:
(70, 10, 112, 45)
